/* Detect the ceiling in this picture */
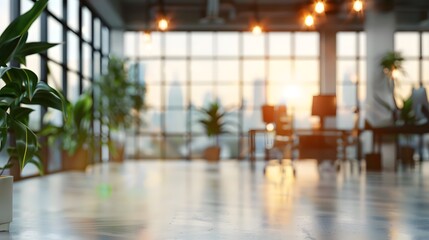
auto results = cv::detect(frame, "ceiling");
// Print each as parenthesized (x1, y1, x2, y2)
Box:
(87, 0, 429, 31)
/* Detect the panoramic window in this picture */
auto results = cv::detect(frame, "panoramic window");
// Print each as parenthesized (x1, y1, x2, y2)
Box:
(125, 31, 320, 159)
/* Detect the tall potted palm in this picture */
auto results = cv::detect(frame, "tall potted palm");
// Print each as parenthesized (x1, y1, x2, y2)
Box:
(0, 0, 66, 231)
(97, 57, 145, 162)
(198, 102, 229, 162)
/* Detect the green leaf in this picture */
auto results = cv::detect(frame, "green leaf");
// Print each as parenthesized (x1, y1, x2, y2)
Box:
(2, 68, 38, 100)
(23, 81, 67, 115)
(15, 42, 59, 63)
(0, 81, 22, 99)
(0, 37, 21, 66)
(74, 94, 92, 129)
(28, 154, 44, 175)
(11, 119, 38, 170)
(0, 0, 48, 44)
(0, 109, 7, 152)
(11, 107, 34, 124)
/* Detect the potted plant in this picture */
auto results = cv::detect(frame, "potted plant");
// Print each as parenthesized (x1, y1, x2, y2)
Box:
(41, 93, 93, 171)
(198, 102, 229, 162)
(379, 51, 405, 111)
(97, 57, 145, 162)
(0, 0, 66, 231)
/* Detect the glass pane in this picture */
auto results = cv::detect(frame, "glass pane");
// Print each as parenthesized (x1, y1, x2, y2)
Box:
(191, 32, 213, 56)
(243, 33, 265, 56)
(67, 72, 80, 103)
(48, 0, 62, 19)
(82, 7, 92, 42)
(191, 85, 214, 108)
(165, 60, 187, 83)
(26, 54, 41, 78)
(165, 83, 186, 108)
(67, 0, 79, 31)
(395, 32, 419, 57)
(47, 61, 63, 91)
(145, 85, 161, 109)
(102, 26, 109, 55)
(139, 32, 162, 57)
(243, 60, 265, 83)
(139, 60, 161, 84)
(83, 43, 92, 79)
(48, 140, 62, 172)
(399, 60, 419, 83)
(216, 32, 239, 56)
(165, 110, 187, 133)
(423, 33, 429, 57)
(139, 110, 162, 133)
(295, 32, 319, 57)
(337, 85, 357, 108)
(269, 60, 292, 82)
(131, 135, 162, 158)
(337, 60, 357, 84)
(48, 17, 62, 63)
(165, 32, 187, 56)
(67, 32, 80, 72)
(83, 79, 91, 92)
(217, 60, 239, 82)
(217, 84, 240, 108)
(295, 60, 319, 82)
(125, 32, 137, 58)
(22, 0, 40, 42)
(0, 0, 10, 33)
(219, 135, 240, 158)
(94, 52, 101, 78)
(191, 60, 213, 83)
(423, 60, 429, 82)
(94, 18, 101, 49)
(243, 108, 264, 131)
(165, 136, 187, 158)
(191, 109, 204, 133)
(337, 32, 357, 57)
(359, 32, 366, 57)
(269, 32, 291, 56)
(21, 164, 39, 177)
(243, 83, 265, 108)
(190, 136, 211, 158)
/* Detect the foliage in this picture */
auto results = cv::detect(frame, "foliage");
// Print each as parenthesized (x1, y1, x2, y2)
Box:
(0, 0, 66, 175)
(380, 51, 404, 79)
(198, 102, 229, 145)
(97, 57, 145, 131)
(40, 93, 92, 156)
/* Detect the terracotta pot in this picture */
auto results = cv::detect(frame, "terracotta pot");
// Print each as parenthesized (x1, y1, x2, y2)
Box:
(0, 176, 13, 232)
(203, 146, 221, 162)
(109, 142, 125, 162)
(366, 153, 382, 171)
(63, 148, 90, 171)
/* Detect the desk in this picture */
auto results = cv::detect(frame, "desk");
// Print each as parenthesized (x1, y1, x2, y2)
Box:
(248, 128, 354, 161)
(367, 123, 429, 163)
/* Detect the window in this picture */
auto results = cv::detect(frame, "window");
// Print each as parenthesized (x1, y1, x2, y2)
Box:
(125, 31, 320, 159)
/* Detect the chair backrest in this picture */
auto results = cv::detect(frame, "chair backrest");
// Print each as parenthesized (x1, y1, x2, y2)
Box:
(275, 107, 293, 136)
(261, 105, 276, 124)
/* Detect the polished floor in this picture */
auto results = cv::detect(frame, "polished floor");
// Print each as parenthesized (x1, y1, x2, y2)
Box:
(2, 160, 429, 240)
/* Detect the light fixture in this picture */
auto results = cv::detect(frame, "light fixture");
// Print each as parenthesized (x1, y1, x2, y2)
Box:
(157, 0, 169, 31)
(252, 24, 263, 34)
(143, 0, 152, 44)
(304, 14, 315, 27)
(158, 18, 168, 31)
(250, 0, 263, 34)
(353, 0, 363, 12)
(314, 0, 325, 14)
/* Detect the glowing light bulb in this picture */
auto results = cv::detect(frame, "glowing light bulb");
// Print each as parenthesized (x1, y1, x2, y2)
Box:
(353, 0, 363, 12)
(391, 69, 399, 79)
(143, 31, 151, 43)
(252, 25, 262, 34)
(305, 14, 314, 27)
(315, 1, 325, 14)
(158, 18, 168, 31)
(266, 123, 275, 131)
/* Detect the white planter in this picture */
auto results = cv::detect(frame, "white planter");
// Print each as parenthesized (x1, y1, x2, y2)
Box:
(0, 176, 13, 232)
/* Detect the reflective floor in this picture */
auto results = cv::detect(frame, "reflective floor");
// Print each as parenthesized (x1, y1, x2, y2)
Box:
(2, 160, 429, 240)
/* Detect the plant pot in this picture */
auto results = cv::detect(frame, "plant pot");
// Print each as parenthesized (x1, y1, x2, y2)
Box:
(203, 146, 221, 162)
(109, 141, 125, 163)
(400, 146, 415, 166)
(63, 148, 90, 171)
(0, 176, 13, 232)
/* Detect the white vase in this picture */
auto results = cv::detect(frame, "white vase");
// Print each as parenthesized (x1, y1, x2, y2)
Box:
(0, 176, 13, 232)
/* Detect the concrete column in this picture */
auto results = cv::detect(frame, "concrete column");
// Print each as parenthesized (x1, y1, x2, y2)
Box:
(110, 30, 124, 58)
(365, 10, 396, 127)
(319, 29, 337, 95)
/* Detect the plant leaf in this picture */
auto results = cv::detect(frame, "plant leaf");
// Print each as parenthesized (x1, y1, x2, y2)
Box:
(0, 37, 21, 66)
(11, 119, 38, 170)
(15, 42, 59, 64)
